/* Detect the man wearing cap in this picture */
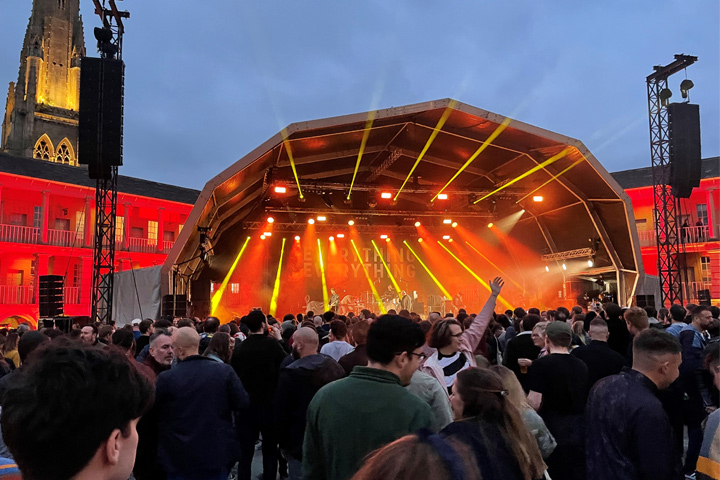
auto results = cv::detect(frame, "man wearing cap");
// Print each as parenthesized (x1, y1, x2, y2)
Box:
(132, 319, 143, 340)
(526, 320, 589, 480)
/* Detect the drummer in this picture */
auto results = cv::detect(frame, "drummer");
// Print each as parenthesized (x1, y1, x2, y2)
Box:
(382, 284, 396, 301)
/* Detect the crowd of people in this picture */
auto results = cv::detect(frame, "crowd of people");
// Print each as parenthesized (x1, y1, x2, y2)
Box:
(0, 277, 718, 480)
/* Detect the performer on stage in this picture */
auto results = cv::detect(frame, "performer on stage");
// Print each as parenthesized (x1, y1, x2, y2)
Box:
(382, 285, 396, 301)
(329, 288, 340, 312)
(452, 291, 466, 315)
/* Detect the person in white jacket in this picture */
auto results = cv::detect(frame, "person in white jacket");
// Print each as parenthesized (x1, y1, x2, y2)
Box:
(421, 277, 504, 395)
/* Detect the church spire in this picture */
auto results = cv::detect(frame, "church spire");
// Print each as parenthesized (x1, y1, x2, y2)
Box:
(2, 0, 85, 164)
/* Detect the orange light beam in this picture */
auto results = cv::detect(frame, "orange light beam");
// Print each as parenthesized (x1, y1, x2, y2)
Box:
(268, 237, 287, 317)
(350, 239, 385, 313)
(317, 239, 329, 311)
(395, 100, 457, 201)
(464, 241, 523, 291)
(210, 236, 251, 315)
(280, 128, 303, 199)
(371, 240, 402, 298)
(474, 147, 572, 204)
(403, 240, 451, 298)
(347, 111, 377, 199)
(515, 158, 585, 204)
(437, 241, 514, 309)
(432, 117, 513, 202)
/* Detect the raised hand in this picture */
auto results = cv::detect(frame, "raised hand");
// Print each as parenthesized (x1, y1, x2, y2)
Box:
(489, 277, 504, 296)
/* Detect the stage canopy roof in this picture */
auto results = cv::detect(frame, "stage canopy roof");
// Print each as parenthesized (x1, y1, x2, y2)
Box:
(165, 99, 643, 305)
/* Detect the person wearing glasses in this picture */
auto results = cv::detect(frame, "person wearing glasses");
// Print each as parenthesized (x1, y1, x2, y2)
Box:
(422, 278, 504, 395)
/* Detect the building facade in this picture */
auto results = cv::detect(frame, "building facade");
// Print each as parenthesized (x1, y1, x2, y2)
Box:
(612, 157, 720, 304)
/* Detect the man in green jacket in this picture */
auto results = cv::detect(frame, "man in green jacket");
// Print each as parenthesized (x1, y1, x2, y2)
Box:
(303, 315, 432, 480)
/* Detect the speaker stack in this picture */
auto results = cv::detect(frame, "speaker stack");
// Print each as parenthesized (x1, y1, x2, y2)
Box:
(38, 275, 64, 318)
(667, 103, 702, 199)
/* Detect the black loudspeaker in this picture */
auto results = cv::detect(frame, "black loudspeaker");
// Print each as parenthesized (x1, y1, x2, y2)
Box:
(38, 275, 64, 318)
(162, 294, 187, 318)
(79, 57, 124, 178)
(668, 102, 701, 198)
(698, 289, 711, 306)
(635, 295, 655, 308)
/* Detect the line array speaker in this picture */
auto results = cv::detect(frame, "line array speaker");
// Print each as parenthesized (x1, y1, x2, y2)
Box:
(38, 275, 64, 318)
(667, 102, 701, 199)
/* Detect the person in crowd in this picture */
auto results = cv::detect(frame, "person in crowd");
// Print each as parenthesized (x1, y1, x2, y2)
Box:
(679, 305, 714, 477)
(491, 365, 556, 459)
(658, 307, 669, 326)
(1, 334, 19, 369)
(0, 332, 49, 400)
(303, 315, 432, 480)
(406, 368, 454, 432)
(320, 320, 355, 361)
(131, 318, 142, 339)
(422, 278, 504, 395)
(155, 327, 249, 480)
(232, 310, 287, 480)
(441, 367, 546, 480)
(503, 313, 541, 391)
(571, 318, 626, 388)
(604, 303, 630, 355)
(274, 327, 345, 480)
(350, 431, 481, 480)
(500, 307, 525, 349)
(526, 321, 589, 480)
(199, 316, 220, 355)
(572, 318, 589, 345)
(135, 319, 154, 355)
(1, 343, 153, 480)
(339, 321, 370, 375)
(666, 304, 688, 338)
(586, 329, 683, 480)
(697, 342, 720, 480)
(644, 305, 659, 325)
(202, 331, 233, 364)
(624, 306, 649, 366)
(98, 325, 114, 345)
(79, 325, 98, 347)
(531, 321, 549, 358)
(144, 330, 174, 376)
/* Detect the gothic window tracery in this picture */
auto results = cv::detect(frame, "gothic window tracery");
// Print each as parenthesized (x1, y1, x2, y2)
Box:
(55, 140, 74, 165)
(33, 135, 54, 161)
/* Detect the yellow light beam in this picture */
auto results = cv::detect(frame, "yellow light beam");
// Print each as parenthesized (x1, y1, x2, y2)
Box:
(432, 117, 513, 202)
(210, 236, 251, 315)
(268, 237, 287, 317)
(403, 240, 451, 298)
(515, 158, 584, 204)
(464, 241, 523, 291)
(474, 147, 572, 204)
(347, 111, 377, 199)
(395, 100, 457, 201)
(281, 128, 304, 199)
(351, 240, 385, 313)
(317, 239, 329, 311)
(438, 241, 514, 310)
(371, 240, 402, 298)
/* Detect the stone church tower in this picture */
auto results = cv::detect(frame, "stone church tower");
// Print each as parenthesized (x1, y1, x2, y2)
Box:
(1, 0, 85, 165)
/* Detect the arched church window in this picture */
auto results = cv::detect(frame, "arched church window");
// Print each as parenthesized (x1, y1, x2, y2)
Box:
(56, 142, 72, 165)
(33, 135, 54, 161)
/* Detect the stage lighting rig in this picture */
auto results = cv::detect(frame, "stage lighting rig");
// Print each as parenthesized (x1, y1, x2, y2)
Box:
(680, 79, 694, 99)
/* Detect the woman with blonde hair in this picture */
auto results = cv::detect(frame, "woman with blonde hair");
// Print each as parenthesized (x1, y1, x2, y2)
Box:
(490, 365, 556, 459)
(442, 367, 546, 480)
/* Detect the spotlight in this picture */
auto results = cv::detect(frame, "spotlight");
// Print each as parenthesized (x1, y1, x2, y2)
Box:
(274, 186, 287, 194)
(368, 193, 378, 208)
(659, 87, 673, 106)
(521, 209, 526, 213)
(298, 195, 306, 203)
(448, 238, 454, 243)
(488, 222, 493, 228)
(380, 234, 388, 239)
(533, 196, 543, 202)
(562, 263, 567, 271)
(443, 235, 451, 240)
(443, 219, 452, 224)
(337, 233, 345, 238)
(381, 192, 392, 199)
(385, 237, 391, 243)
(545, 265, 550, 272)
(587, 259, 594, 267)
(294, 235, 301, 241)
(263, 232, 272, 237)
(267, 217, 275, 224)
(451, 222, 458, 228)
(348, 220, 355, 226)
(680, 79, 694, 99)
(437, 193, 448, 200)
(260, 235, 266, 240)
(308, 218, 315, 225)
(414, 221, 421, 227)
(329, 236, 335, 241)
(418, 238, 423, 243)
(317, 216, 327, 222)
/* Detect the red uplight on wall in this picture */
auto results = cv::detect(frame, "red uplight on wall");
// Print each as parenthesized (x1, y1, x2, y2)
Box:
(437, 193, 448, 200)
(274, 186, 287, 194)
(381, 192, 392, 199)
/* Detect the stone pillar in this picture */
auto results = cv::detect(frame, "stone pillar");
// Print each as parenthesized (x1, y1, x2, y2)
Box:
(41, 190, 49, 243)
(708, 189, 717, 239)
(36, 253, 50, 277)
(79, 255, 93, 315)
(123, 202, 131, 250)
(84, 196, 92, 247)
(157, 208, 164, 252)
(0, 184, 4, 225)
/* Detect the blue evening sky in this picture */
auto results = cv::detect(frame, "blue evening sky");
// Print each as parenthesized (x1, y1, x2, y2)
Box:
(1, 1, 718, 190)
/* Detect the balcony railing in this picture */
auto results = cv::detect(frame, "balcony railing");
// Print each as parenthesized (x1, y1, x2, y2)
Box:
(47, 229, 81, 247)
(684, 281, 713, 303)
(637, 225, 712, 248)
(162, 240, 174, 252)
(0, 285, 34, 305)
(638, 230, 656, 247)
(64, 286, 80, 305)
(127, 236, 158, 254)
(0, 224, 40, 244)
